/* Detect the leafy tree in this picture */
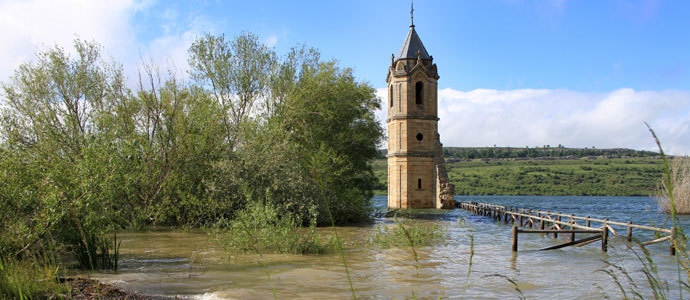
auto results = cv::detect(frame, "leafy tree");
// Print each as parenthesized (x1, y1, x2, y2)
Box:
(0, 39, 127, 264)
(190, 35, 384, 225)
(277, 49, 383, 224)
(188, 32, 276, 146)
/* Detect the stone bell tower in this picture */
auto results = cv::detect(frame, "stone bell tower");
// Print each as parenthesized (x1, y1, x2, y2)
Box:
(386, 7, 454, 209)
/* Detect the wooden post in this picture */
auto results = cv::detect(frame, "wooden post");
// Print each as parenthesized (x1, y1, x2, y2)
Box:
(512, 226, 518, 252)
(602, 221, 609, 252)
(570, 215, 575, 242)
(540, 213, 545, 230)
(671, 228, 676, 256)
(627, 221, 632, 242)
(586, 216, 590, 227)
(554, 213, 561, 239)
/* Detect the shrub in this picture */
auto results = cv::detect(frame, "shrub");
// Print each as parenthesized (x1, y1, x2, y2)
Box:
(210, 201, 329, 255)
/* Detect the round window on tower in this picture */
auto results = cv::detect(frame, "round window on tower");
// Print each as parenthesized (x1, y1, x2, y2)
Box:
(416, 133, 423, 141)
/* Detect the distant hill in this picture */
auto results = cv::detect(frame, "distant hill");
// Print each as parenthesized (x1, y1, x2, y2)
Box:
(371, 147, 664, 196)
(376, 146, 658, 160)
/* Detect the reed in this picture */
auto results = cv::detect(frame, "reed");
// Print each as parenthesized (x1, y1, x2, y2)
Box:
(603, 124, 690, 299)
(73, 232, 121, 271)
(646, 123, 690, 297)
(467, 229, 474, 279)
(483, 274, 526, 300)
(597, 244, 668, 299)
(656, 156, 690, 214)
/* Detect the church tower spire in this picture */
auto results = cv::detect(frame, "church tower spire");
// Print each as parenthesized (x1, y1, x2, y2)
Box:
(386, 10, 455, 209)
(410, 1, 414, 27)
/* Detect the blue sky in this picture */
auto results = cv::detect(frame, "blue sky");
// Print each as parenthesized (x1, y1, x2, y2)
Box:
(1, 0, 689, 153)
(124, 0, 690, 91)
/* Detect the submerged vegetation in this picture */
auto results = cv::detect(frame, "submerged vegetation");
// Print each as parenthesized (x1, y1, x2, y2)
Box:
(369, 219, 445, 249)
(210, 201, 330, 255)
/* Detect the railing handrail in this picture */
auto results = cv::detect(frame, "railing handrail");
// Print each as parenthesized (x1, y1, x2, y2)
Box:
(460, 201, 671, 233)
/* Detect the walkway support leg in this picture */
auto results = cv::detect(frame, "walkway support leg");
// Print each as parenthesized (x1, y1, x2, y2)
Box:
(671, 228, 676, 256)
(512, 226, 518, 252)
(602, 224, 608, 252)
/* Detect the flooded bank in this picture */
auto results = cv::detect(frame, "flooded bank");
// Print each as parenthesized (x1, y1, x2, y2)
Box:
(89, 196, 689, 299)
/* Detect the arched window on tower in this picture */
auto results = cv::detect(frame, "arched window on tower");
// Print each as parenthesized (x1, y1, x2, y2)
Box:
(390, 85, 393, 107)
(418, 178, 422, 189)
(415, 81, 423, 105)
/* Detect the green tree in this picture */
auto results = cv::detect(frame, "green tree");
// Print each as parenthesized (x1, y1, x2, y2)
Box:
(0, 39, 127, 265)
(189, 34, 383, 225)
(188, 32, 276, 147)
(277, 49, 384, 224)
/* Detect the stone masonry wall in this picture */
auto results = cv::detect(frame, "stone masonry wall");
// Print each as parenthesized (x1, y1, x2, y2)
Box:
(434, 133, 455, 209)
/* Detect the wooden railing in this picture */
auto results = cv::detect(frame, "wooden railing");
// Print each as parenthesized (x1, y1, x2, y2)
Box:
(458, 201, 675, 255)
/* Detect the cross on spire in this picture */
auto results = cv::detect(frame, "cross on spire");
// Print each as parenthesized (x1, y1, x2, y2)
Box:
(410, 1, 415, 27)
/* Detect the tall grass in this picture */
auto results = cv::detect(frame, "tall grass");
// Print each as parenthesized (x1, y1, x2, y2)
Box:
(656, 156, 690, 214)
(70, 207, 121, 271)
(0, 252, 69, 299)
(601, 123, 690, 299)
(646, 123, 689, 297)
(598, 244, 671, 299)
(74, 233, 121, 271)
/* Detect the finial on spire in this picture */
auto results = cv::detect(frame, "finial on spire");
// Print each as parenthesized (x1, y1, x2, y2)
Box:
(410, 1, 415, 27)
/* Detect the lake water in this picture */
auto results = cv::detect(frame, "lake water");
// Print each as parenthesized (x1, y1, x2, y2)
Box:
(89, 196, 690, 299)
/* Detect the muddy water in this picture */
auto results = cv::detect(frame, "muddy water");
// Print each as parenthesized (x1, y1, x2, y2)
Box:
(90, 196, 690, 299)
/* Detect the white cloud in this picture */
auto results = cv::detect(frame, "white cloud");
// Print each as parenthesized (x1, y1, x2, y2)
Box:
(0, 0, 142, 81)
(376, 88, 690, 155)
(141, 15, 220, 81)
(0, 0, 223, 86)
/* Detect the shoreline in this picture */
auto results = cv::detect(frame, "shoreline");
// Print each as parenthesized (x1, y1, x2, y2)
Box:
(62, 277, 174, 300)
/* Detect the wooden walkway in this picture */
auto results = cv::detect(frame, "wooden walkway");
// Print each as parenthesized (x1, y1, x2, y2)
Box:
(458, 201, 676, 255)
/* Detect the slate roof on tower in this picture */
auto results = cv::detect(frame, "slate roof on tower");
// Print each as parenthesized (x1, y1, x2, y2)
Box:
(397, 26, 430, 60)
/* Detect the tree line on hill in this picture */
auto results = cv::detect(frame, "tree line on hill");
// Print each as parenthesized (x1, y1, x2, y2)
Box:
(443, 146, 658, 160)
(375, 146, 658, 160)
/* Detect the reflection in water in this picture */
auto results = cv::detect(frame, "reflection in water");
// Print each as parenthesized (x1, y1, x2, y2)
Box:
(89, 196, 689, 299)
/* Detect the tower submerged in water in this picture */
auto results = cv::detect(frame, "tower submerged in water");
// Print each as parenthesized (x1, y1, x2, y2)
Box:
(386, 9, 455, 209)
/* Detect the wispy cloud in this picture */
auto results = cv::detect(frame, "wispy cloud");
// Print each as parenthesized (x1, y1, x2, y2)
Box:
(376, 88, 690, 155)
